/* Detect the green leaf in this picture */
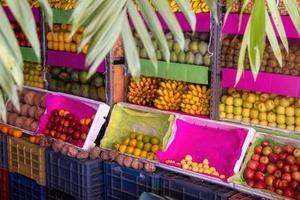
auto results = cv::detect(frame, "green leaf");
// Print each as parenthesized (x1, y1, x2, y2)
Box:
(136, 0, 170, 62)
(5, 0, 41, 61)
(128, 0, 157, 71)
(174, 0, 196, 32)
(152, 0, 185, 49)
(267, 0, 288, 53)
(238, 0, 250, 31)
(122, 17, 141, 77)
(265, 11, 283, 67)
(248, 0, 266, 77)
(283, 0, 300, 34)
(203, 0, 218, 24)
(0, 90, 7, 123)
(39, 0, 53, 29)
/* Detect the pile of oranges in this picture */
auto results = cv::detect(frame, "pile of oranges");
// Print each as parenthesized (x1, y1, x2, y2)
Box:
(0, 124, 41, 144)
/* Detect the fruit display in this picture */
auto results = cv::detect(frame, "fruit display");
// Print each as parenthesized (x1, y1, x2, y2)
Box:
(24, 62, 44, 88)
(0, 124, 23, 138)
(48, 66, 106, 101)
(242, 139, 300, 199)
(48, 0, 76, 10)
(43, 109, 94, 148)
(222, 37, 300, 76)
(134, 31, 211, 67)
(47, 24, 88, 53)
(12, 22, 41, 47)
(219, 89, 300, 132)
(169, 0, 209, 13)
(165, 155, 226, 180)
(5, 90, 46, 132)
(113, 131, 161, 161)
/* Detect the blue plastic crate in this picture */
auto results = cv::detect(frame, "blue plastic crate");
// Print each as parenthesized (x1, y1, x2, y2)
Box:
(0, 133, 8, 169)
(104, 161, 161, 200)
(9, 172, 46, 200)
(160, 171, 237, 200)
(46, 149, 105, 200)
(46, 188, 76, 200)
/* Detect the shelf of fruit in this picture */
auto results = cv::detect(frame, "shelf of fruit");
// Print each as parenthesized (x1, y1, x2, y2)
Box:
(127, 76, 210, 116)
(49, 0, 76, 10)
(24, 62, 45, 89)
(48, 66, 106, 102)
(219, 88, 300, 136)
(231, 133, 300, 200)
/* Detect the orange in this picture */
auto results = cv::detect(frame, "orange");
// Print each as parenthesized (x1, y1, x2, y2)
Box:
(35, 137, 41, 144)
(8, 128, 14, 136)
(129, 139, 137, 147)
(29, 136, 36, 144)
(13, 130, 22, 138)
(1, 126, 8, 134)
(151, 145, 160, 153)
(140, 151, 147, 158)
(133, 148, 141, 157)
(122, 137, 130, 146)
(118, 144, 127, 153)
(125, 146, 134, 154)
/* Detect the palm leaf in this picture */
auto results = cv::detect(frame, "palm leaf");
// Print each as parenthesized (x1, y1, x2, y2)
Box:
(174, 0, 196, 32)
(283, 0, 300, 34)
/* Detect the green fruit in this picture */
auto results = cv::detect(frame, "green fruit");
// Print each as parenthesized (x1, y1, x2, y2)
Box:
(194, 53, 203, 65)
(50, 67, 62, 78)
(93, 75, 104, 87)
(80, 84, 89, 98)
(56, 80, 65, 92)
(150, 136, 160, 145)
(186, 52, 195, 64)
(178, 51, 186, 63)
(71, 83, 81, 96)
(167, 39, 174, 50)
(142, 135, 150, 143)
(71, 71, 79, 82)
(198, 41, 208, 55)
(89, 86, 99, 100)
(203, 54, 211, 66)
(184, 38, 191, 51)
(79, 71, 90, 84)
(189, 40, 198, 52)
(173, 43, 181, 54)
(140, 48, 148, 58)
(97, 86, 106, 101)
(156, 50, 162, 60)
(58, 72, 70, 81)
(170, 51, 178, 62)
(64, 83, 72, 93)
(48, 79, 57, 91)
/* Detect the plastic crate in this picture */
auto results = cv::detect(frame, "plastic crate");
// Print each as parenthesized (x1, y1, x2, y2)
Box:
(0, 133, 8, 169)
(46, 189, 76, 200)
(9, 172, 46, 200)
(104, 161, 161, 200)
(160, 171, 237, 200)
(0, 168, 9, 200)
(229, 193, 259, 200)
(8, 136, 46, 185)
(46, 149, 105, 200)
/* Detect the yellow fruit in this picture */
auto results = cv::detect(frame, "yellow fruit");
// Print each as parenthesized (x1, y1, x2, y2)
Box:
(129, 139, 137, 147)
(146, 152, 154, 160)
(125, 146, 134, 154)
(64, 32, 72, 43)
(58, 42, 65, 51)
(182, 164, 189, 170)
(203, 158, 209, 165)
(150, 136, 160, 145)
(136, 134, 143, 141)
(192, 166, 199, 172)
(140, 151, 147, 158)
(185, 154, 193, 161)
(130, 132, 137, 139)
(122, 137, 130, 146)
(119, 144, 127, 153)
(53, 42, 59, 51)
(143, 143, 152, 152)
(136, 141, 144, 149)
(133, 148, 141, 157)
(151, 145, 160, 153)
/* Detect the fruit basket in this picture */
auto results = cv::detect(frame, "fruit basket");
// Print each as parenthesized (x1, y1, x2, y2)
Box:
(157, 115, 255, 182)
(230, 133, 300, 199)
(37, 94, 110, 150)
(100, 103, 175, 161)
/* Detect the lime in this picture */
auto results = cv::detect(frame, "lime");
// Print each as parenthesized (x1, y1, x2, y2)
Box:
(142, 135, 150, 143)
(150, 136, 160, 145)
(122, 137, 130, 146)
(143, 143, 152, 152)
(136, 134, 144, 141)
(151, 144, 160, 153)
(130, 132, 137, 139)
(136, 141, 144, 149)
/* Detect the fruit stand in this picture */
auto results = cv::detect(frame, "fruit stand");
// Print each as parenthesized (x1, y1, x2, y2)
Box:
(0, 0, 300, 200)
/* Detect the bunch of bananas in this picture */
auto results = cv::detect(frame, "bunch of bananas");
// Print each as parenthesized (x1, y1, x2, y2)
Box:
(169, 0, 209, 13)
(48, 0, 76, 10)
(181, 84, 210, 115)
(154, 80, 186, 111)
(127, 77, 159, 106)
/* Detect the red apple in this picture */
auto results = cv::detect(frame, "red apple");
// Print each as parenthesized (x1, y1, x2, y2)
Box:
(280, 180, 289, 189)
(285, 144, 295, 154)
(289, 180, 298, 189)
(283, 165, 291, 173)
(251, 154, 260, 161)
(262, 146, 272, 156)
(246, 179, 255, 187)
(294, 148, 300, 157)
(57, 126, 63, 133)
(60, 119, 65, 126)
(258, 163, 266, 172)
(283, 188, 295, 198)
(50, 130, 56, 137)
(65, 113, 74, 121)
(81, 125, 89, 133)
(44, 129, 49, 135)
(274, 170, 282, 178)
(63, 120, 70, 127)
(55, 132, 61, 139)
(255, 171, 265, 182)
(295, 193, 300, 200)
(267, 163, 277, 174)
(59, 134, 67, 141)
(80, 133, 87, 141)
(273, 145, 283, 154)
(276, 160, 284, 169)
(254, 145, 263, 154)
(67, 127, 74, 135)
(265, 175, 275, 186)
(244, 168, 255, 180)
(292, 172, 300, 181)
(77, 139, 84, 147)
(279, 152, 288, 160)
(63, 127, 68, 133)
(282, 173, 292, 182)
(269, 153, 279, 162)
(254, 181, 266, 189)
(72, 131, 80, 140)
(247, 160, 259, 170)
(260, 156, 269, 164)
(274, 179, 281, 189)
(291, 164, 299, 172)
(286, 155, 296, 165)
(262, 140, 270, 147)
(275, 189, 283, 195)
(296, 157, 300, 165)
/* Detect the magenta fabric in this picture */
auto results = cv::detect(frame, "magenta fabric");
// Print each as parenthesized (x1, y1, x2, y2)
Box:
(157, 119, 248, 178)
(47, 51, 106, 73)
(222, 14, 300, 39)
(222, 68, 300, 98)
(4, 7, 40, 22)
(36, 94, 96, 134)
